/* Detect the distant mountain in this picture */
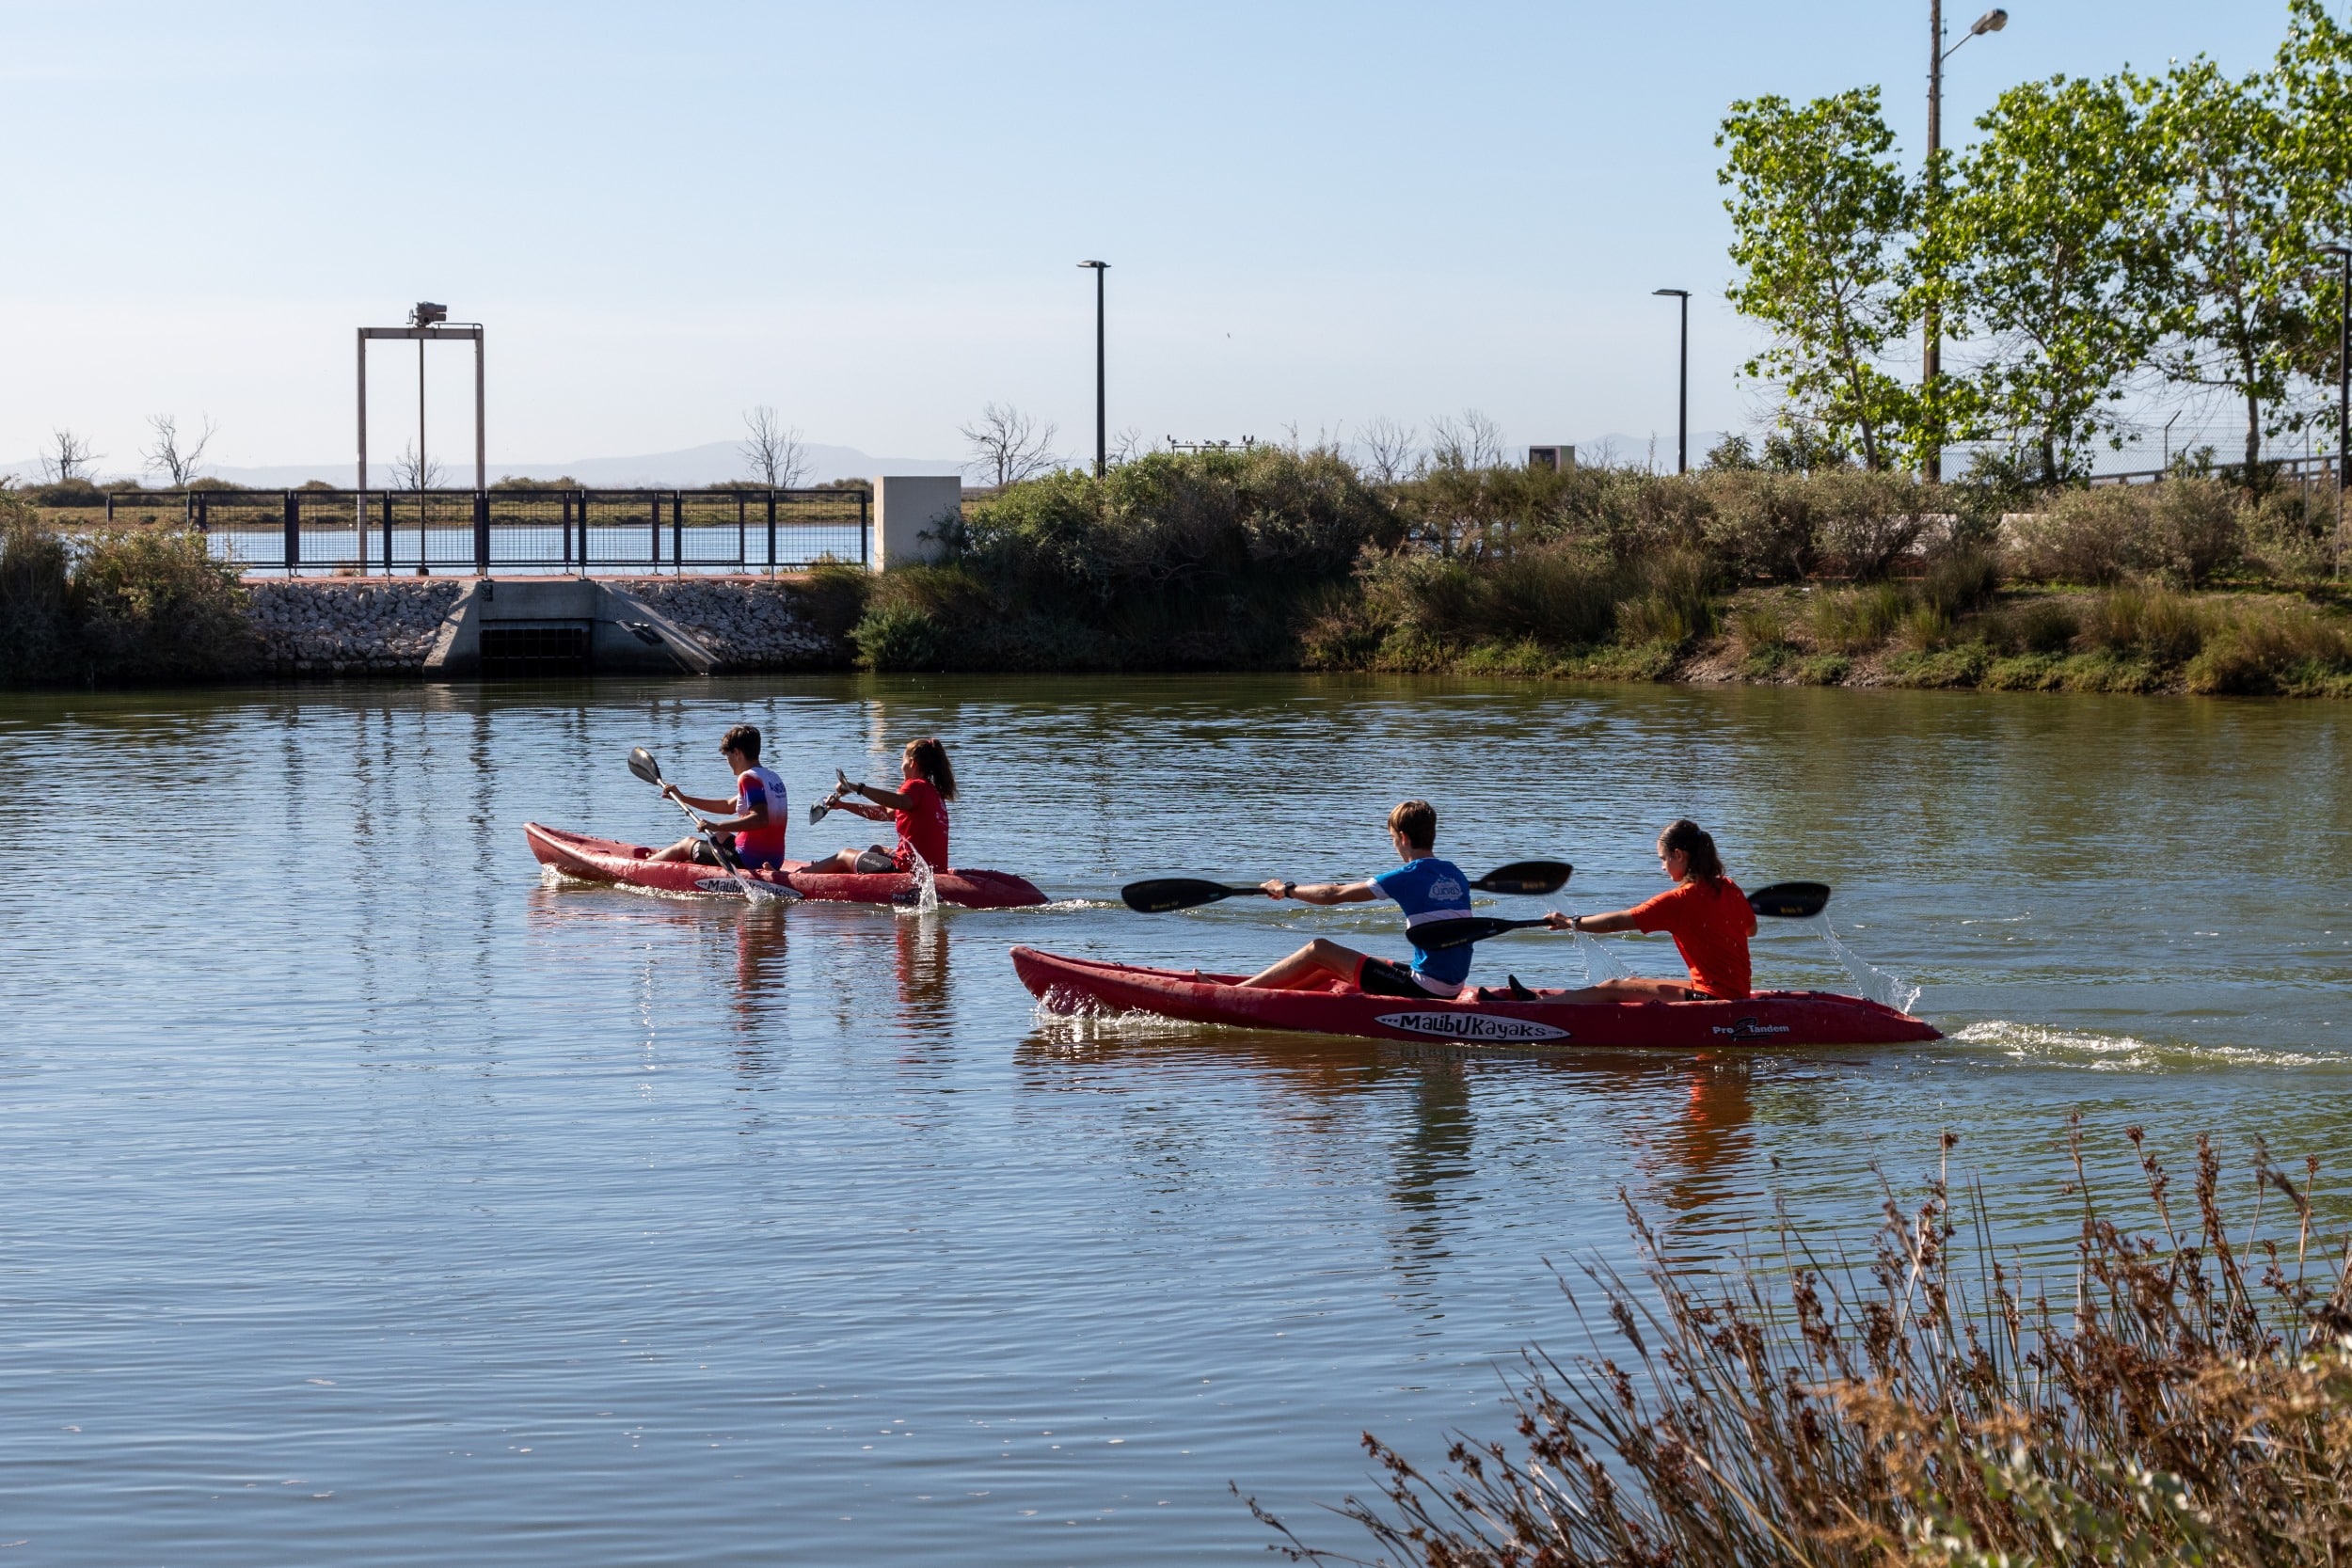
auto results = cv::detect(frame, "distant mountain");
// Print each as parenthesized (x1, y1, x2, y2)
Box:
(1, 440, 964, 490)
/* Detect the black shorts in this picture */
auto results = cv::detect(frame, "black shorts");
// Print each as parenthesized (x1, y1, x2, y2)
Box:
(1358, 956, 1453, 998)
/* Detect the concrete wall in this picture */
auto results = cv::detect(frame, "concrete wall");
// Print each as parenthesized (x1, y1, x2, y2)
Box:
(871, 475, 961, 570)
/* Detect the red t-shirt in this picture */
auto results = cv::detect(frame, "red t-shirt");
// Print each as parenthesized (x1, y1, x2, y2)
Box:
(1629, 877, 1755, 1000)
(893, 778, 950, 871)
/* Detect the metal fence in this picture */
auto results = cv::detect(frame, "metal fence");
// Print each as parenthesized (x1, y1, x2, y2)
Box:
(83, 487, 870, 576)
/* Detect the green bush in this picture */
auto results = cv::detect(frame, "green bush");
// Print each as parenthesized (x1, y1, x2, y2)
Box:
(70, 529, 256, 682)
(1920, 546, 2002, 616)
(2005, 486, 2144, 584)
(2241, 486, 2338, 581)
(2146, 477, 2243, 587)
(1992, 596, 2082, 655)
(2075, 584, 2205, 664)
(1811, 468, 1936, 579)
(850, 604, 944, 672)
(0, 496, 72, 684)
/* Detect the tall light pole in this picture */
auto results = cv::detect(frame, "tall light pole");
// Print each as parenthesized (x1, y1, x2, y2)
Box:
(1924, 5, 2009, 481)
(2324, 244, 2349, 577)
(1077, 260, 1109, 477)
(1653, 289, 1692, 473)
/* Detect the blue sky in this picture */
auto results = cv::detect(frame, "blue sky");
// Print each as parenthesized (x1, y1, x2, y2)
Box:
(0, 1, 2292, 476)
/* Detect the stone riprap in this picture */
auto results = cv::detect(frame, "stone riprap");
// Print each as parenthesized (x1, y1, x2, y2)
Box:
(246, 579, 467, 673)
(620, 578, 839, 667)
(240, 576, 846, 674)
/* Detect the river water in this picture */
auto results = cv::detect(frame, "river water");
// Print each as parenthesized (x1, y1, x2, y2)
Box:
(2, 673, 2346, 1564)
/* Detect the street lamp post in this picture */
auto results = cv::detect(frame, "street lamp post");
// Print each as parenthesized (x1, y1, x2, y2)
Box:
(1924, 4, 2009, 481)
(2284, 249, 2352, 561)
(1077, 261, 1109, 478)
(1653, 289, 1692, 473)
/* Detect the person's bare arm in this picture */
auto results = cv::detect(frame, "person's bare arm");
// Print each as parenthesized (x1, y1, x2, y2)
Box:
(1544, 908, 1640, 934)
(848, 781, 914, 811)
(663, 785, 739, 816)
(1259, 878, 1381, 906)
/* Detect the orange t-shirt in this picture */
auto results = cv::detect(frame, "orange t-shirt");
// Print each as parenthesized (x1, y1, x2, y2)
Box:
(1629, 877, 1755, 1000)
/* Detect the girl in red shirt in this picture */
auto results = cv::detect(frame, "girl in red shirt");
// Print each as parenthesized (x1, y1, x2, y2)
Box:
(807, 737, 956, 875)
(1543, 819, 1756, 1001)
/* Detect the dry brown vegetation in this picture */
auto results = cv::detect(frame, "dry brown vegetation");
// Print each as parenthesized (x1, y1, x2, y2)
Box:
(1251, 1117, 2352, 1567)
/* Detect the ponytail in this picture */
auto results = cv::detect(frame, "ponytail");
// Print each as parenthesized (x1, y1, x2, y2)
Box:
(1659, 818, 1724, 885)
(904, 737, 957, 801)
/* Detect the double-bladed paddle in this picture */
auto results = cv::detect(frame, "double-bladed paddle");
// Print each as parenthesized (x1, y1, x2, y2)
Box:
(807, 768, 852, 827)
(628, 747, 788, 903)
(1120, 860, 1571, 914)
(1408, 879, 1834, 953)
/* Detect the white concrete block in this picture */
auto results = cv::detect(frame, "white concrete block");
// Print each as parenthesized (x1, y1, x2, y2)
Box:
(871, 475, 961, 571)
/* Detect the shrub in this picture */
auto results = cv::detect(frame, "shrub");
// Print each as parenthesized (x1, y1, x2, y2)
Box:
(1807, 580, 1911, 653)
(1728, 599, 1791, 654)
(1257, 1120, 2352, 1568)
(792, 557, 873, 644)
(1920, 546, 2001, 617)
(2005, 486, 2142, 583)
(1812, 468, 1935, 579)
(2242, 486, 2339, 581)
(69, 529, 256, 682)
(2076, 584, 2205, 664)
(2147, 477, 2243, 587)
(849, 604, 943, 671)
(1478, 546, 1623, 644)
(1702, 472, 1820, 581)
(0, 495, 72, 683)
(1994, 596, 2081, 655)
(2185, 600, 2352, 694)
(1895, 601, 1954, 650)
(1615, 548, 1717, 645)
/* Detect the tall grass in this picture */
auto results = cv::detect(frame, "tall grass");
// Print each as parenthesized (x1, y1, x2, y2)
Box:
(1254, 1118, 2352, 1567)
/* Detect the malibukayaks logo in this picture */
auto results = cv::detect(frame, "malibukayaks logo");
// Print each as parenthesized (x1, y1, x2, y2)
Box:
(1376, 1011, 1571, 1042)
(1710, 1017, 1792, 1039)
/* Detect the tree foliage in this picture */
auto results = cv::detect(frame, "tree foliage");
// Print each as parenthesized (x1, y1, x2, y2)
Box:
(1718, 88, 1916, 471)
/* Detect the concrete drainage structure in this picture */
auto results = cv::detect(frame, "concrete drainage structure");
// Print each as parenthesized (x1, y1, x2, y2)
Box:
(421, 578, 718, 678)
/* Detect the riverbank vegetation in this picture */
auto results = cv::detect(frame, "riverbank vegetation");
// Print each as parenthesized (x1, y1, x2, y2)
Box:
(837, 447, 2352, 697)
(0, 490, 254, 684)
(1252, 1118, 2352, 1567)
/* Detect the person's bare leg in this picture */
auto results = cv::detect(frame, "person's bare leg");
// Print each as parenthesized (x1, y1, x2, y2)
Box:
(803, 847, 861, 874)
(1239, 938, 1369, 990)
(1545, 977, 1699, 1004)
(648, 836, 704, 863)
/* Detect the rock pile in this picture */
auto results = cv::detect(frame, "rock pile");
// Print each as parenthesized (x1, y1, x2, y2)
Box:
(246, 579, 464, 673)
(623, 578, 839, 668)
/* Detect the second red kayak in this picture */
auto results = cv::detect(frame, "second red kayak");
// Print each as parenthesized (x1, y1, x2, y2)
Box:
(526, 823, 1050, 909)
(1011, 946, 1939, 1048)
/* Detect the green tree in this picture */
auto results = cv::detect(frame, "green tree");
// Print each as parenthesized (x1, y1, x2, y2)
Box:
(1939, 73, 2172, 483)
(2145, 55, 2319, 477)
(2275, 0, 2352, 412)
(1717, 88, 1916, 471)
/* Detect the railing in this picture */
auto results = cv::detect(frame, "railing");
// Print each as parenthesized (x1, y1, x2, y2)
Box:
(85, 487, 870, 576)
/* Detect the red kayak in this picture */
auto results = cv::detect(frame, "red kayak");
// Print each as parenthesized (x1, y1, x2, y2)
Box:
(1011, 947, 1939, 1048)
(526, 823, 1049, 909)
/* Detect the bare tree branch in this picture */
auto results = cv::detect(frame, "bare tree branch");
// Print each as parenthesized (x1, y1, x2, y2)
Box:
(1426, 408, 1505, 470)
(1358, 417, 1420, 483)
(391, 441, 444, 490)
(143, 413, 216, 486)
(41, 428, 101, 483)
(739, 405, 809, 488)
(960, 403, 1059, 487)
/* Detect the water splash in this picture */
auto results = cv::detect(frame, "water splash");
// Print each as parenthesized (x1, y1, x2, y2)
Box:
(1565, 909, 1635, 984)
(897, 847, 940, 918)
(1954, 1020, 2334, 1072)
(1813, 917, 1921, 1014)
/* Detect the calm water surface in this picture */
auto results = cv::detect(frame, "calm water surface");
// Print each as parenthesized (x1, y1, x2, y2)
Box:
(2, 673, 2348, 1564)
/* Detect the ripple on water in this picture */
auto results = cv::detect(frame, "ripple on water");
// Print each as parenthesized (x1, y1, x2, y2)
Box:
(1953, 1019, 2340, 1072)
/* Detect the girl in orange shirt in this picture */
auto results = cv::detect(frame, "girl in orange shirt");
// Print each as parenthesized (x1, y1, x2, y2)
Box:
(1544, 819, 1756, 1002)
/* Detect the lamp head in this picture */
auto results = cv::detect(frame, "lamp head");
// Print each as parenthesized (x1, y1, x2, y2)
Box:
(2323, 244, 2352, 259)
(409, 301, 448, 326)
(1076, 260, 1109, 270)
(1653, 288, 1691, 298)
(1970, 8, 2008, 35)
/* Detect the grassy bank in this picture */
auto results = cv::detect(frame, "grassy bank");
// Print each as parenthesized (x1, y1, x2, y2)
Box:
(840, 450, 2352, 697)
(0, 491, 255, 685)
(1253, 1118, 2352, 1567)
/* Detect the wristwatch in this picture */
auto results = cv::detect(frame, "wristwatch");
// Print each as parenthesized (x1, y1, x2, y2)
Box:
(1280, 881, 1296, 899)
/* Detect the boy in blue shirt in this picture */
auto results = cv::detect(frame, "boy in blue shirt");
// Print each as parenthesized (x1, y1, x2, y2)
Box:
(1238, 800, 1478, 997)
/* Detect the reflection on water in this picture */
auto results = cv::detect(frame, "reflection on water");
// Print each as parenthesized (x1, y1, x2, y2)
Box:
(0, 673, 2347, 1565)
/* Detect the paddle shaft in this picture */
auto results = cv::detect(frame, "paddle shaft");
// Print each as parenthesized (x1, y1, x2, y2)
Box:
(1413, 882, 1833, 952)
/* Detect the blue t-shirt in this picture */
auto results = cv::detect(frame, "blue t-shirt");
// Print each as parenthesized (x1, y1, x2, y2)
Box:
(1372, 857, 1476, 988)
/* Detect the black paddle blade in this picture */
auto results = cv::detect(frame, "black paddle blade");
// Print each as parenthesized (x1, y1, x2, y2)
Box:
(628, 747, 663, 786)
(1470, 860, 1571, 896)
(1120, 878, 1256, 913)
(1749, 880, 1832, 919)
(1411, 914, 1549, 952)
